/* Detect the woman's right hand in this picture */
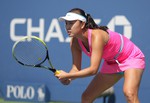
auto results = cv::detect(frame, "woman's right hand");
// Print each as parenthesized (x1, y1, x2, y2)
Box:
(59, 78, 71, 85)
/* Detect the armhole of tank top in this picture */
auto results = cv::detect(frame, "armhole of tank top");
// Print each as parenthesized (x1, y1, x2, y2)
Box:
(88, 29, 92, 52)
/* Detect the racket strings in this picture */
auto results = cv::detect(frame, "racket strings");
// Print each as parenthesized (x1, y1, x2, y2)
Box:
(14, 38, 47, 65)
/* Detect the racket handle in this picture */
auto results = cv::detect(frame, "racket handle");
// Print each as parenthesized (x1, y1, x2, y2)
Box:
(55, 70, 60, 75)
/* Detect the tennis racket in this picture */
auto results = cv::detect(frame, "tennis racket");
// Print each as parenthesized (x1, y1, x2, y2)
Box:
(12, 36, 60, 75)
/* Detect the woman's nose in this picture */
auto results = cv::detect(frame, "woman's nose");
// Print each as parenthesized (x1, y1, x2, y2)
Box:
(66, 25, 71, 30)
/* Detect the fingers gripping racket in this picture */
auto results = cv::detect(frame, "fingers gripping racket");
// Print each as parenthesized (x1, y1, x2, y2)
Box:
(12, 36, 60, 75)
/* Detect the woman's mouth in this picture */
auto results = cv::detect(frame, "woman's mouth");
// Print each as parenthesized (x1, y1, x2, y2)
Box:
(67, 30, 71, 35)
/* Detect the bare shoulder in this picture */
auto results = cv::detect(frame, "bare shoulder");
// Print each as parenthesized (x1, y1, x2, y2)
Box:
(91, 29, 109, 44)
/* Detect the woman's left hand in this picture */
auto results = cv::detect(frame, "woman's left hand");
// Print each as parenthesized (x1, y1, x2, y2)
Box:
(55, 70, 69, 79)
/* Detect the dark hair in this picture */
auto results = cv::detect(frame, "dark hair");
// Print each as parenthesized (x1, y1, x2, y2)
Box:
(69, 8, 108, 31)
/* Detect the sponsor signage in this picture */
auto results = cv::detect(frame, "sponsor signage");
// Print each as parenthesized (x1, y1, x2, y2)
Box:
(2, 82, 49, 102)
(10, 15, 132, 43)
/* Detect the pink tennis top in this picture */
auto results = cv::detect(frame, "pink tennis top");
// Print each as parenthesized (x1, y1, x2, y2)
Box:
(78, 29, 145, 73)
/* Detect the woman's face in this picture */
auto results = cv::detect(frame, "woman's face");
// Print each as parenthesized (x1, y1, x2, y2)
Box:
(65, 20, 84, 37)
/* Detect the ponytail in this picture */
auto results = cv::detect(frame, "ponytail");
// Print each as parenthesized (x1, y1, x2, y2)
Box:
(85, 14, 99, 29)
(85, 14, 108, 32)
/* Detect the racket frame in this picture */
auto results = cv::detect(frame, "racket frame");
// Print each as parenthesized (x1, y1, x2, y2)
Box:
(12, 36, 58, 73)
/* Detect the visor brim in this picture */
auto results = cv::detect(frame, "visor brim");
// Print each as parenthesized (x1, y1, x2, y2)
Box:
(59, 16, 77, 21)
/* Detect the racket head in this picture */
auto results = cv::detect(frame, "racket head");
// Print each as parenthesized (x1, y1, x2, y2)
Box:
(12, 36, 48, 67)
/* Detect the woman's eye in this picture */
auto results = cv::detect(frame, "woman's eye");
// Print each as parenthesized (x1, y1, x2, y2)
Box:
(65, 21, 76, 26)
(70, 22, 74, 25)
(66, 22, 73, 25)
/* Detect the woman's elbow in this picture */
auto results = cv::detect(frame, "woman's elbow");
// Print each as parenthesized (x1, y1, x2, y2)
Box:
(90, 68, 99, 75)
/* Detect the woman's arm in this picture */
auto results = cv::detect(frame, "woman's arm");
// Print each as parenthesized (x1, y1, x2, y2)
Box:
(56, 29, 108, 80)
(57, 37, 82, 85)
(69, 37, 82, 73)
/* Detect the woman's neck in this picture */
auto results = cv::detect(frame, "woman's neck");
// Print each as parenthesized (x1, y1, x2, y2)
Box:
(76, 28, 88, 41)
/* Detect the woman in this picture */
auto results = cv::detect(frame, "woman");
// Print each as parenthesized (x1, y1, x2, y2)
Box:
(56, 8, 145, 103)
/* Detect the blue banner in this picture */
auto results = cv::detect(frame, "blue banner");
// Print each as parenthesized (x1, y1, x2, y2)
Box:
(0, 0, 150, 103)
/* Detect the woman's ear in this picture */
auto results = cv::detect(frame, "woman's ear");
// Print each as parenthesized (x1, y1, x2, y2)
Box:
(81, 22, 86, 29)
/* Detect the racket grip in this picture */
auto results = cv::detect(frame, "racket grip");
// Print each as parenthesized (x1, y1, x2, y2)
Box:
(55, 70, 60, 75)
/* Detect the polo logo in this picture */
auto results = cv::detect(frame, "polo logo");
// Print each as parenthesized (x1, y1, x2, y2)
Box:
(2, 82, 47, 102)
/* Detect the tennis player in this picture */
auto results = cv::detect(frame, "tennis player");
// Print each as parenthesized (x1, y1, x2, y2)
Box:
(56, 8, 145, 103)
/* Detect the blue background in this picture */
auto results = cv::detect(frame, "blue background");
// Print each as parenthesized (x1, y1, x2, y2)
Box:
(0, 0, 150, 103)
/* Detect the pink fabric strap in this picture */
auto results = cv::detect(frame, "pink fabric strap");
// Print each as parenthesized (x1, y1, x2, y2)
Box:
(78, 29, 92, 57)
(88, 29, 92, 53)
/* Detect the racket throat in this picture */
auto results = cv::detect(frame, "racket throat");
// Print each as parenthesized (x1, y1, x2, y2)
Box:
(49, 68, 56, 73)
(35, 64, 56, 73)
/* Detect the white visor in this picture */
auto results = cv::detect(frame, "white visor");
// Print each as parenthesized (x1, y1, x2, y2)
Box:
(59, 12, 86, 22)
